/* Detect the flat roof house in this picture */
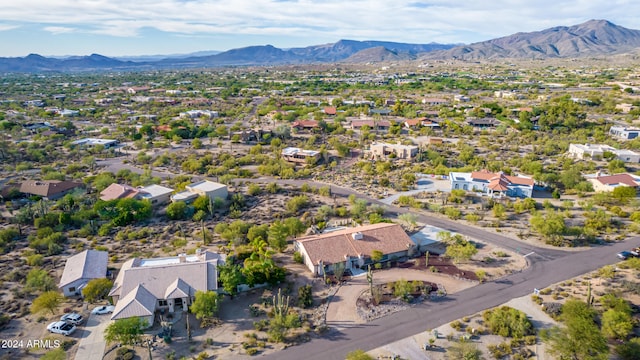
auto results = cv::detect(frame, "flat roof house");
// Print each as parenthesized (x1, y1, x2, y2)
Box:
(568, 143, 640, 163)
(281, 147, 321, 164)
(610, 126, 640, 140)
(59, 250, 108, 297)
(71, 138, 119, 149)
(171, 180, 228, 203)
(370, 142, 419, 160)
(449, 170, 535, 198)
(20, 180, 83, 200)
(294, 223, 416, 276)
(109, 250, 224, 326)
(137, 184, 174, 206)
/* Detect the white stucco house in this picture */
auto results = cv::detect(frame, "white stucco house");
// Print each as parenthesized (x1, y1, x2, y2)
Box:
(58, 250, 109, 297)
(171, 180, 228, 203)
(568, 143, 640, 163)
(449, 170, 535, 198)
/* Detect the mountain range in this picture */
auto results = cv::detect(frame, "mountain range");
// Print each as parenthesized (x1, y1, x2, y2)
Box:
(1, 19, 640, 72)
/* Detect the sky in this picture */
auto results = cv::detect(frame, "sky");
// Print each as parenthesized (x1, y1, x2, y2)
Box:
(0, 0, 639, 57)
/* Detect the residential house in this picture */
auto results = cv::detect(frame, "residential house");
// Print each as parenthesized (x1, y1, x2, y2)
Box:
(610, 126, 640, 140)
(323, 107, 337, 116)
(466, 118, 501, 128)
(137, 184, 174, 206)
(71, 138, 119, 149)
(422, 98, 449, 106)
(349, 119, 392, 132)
(449, 170, 535, 198)
(369, 108, 392, 116)
(100, 183, 141, 201)
(171, 180, 228, 203)
(370, 142, 419, 160)
(588, 173, 640, 193)
(58, 250, 108, 297)
(20, 180, 83, 200)
(109, 250, 224, 326)
(281, 147, 321, 164)
(292, 120, 319, 132)
(294, 223, 416, 276)
(568, 143, 640, 162)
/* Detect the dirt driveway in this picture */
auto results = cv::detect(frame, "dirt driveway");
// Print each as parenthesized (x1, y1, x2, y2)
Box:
(326, 268, 476, 327)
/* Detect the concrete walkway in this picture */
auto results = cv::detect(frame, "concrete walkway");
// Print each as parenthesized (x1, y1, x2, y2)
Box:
(75, 313, 111, 360)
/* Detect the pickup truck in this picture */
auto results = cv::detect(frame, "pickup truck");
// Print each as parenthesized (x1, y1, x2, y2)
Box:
(47, 321, 76, 336)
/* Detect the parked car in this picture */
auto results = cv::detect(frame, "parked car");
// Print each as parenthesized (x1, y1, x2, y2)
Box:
(47, 321, 76, 336)
(60, 313, 83, 326)
(91, 305, 115, 315)
(617, 251, 635, 260)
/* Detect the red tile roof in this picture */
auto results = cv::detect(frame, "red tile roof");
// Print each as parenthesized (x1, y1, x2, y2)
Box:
(20, 180, 82, 198)
(324, 107, 337, 115)
(471, 170, 534, 186)
(100, 183, 141, 201)
(295, 223, 414, 266)
(594, 174, 639, 187)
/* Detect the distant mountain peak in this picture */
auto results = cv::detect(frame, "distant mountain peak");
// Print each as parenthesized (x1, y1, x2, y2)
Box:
(424, 19, 640, 60)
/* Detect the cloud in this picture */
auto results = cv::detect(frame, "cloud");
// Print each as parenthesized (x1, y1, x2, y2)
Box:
(43, 26, 76, 35)
(0, 0, 639, 44)
(0, 24, 19, 31)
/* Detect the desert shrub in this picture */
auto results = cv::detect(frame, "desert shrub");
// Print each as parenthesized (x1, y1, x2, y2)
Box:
(483, 306, 534, 339)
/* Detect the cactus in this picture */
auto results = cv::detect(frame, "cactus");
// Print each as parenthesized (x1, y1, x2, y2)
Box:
(586, 281, 593, 307)
(425, 251, 430, 267)
(273, 288, 290, 319)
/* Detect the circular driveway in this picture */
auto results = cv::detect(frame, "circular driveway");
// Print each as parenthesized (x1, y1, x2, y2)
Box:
(326, 268, 476, 327)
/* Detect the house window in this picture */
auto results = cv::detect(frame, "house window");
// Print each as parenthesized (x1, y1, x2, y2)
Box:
(454, 184, 459, 189)
(158, 300, 168, 307)
(68, 287, 76, 293)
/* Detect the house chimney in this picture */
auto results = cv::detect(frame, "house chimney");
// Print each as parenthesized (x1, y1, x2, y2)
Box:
(178, 253, 187, 263)
(352, 232, 363, 240)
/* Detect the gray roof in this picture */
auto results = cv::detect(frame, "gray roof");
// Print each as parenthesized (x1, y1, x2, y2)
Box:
(110, 251, 222, 304)
(59, 250, 108, 288)
(111, 285, 156, 320)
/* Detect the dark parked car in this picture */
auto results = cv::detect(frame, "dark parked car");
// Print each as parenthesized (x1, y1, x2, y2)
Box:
(617, 251, 635, 260)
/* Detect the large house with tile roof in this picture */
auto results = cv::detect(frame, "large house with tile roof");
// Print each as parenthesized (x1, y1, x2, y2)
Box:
(294, 223, 416, 276)
(20, 180, 83, 200)
(109, 249, 224, 326)
(449, 170, 535, 198)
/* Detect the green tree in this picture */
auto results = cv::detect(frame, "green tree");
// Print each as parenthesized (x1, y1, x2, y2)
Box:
(218, 263, 245, 296)
(444, 236, 478, 264)
(284, 217, 306, 237)
(543, 299, 607, 360)
(529, 210, 566, 244)
(166, 201, 188, 220)
(190, 291, 219, 320)
(601, 308, 633, 340)
(345, 350, 374, 360)
(25, 268, 56, 292)
(30, 291, 63, 315)
(268, 221, 289, 252)
(612, 186, 637, 201)
(616, 338, 640, 360)
(82, 278, 114, 303)
(297, 284, 313, 308)
(371, 250, 383, 263)
(104, 317, 148, 346)
(192, 195, 210, 214)
(483, 306, 534, 339)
